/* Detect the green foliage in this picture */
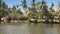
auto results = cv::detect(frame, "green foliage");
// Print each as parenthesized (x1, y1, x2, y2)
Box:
(0, 8, 9, 17)
(16, 9, 23, 14)
(12, 5, 16, 10)
(49, 2, 55, 17)
(9, 13, 19, 19)
(39, 0, 49, 19)
(0, 0, 60, 22)
(0, 0, 9, 19)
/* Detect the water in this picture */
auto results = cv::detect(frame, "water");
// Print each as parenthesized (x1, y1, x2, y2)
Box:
(0, 23, 60, 34)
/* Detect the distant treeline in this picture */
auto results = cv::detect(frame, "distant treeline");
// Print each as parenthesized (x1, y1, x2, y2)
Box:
(0, 0, 60, 22)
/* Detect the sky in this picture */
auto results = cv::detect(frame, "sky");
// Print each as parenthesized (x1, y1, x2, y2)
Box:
(3, 0, 60, 10)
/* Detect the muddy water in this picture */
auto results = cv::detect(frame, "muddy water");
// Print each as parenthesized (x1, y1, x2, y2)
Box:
(0, 23, 60, 34)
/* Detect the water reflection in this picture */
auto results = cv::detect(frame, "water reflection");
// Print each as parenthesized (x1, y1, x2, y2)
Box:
(0, 23, 60, 34)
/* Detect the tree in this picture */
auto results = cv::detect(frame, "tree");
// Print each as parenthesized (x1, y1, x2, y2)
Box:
(22, 0, 27, 9)
(2, 2, 6, 8)
(31, 0, 35, 8)
(21, 0, 28, 14)
(12, 5, 16, 10)
(49, 2, 55, 22)
(49, 2, 55, 16)
(35, 2, 41, 16)
(0, 8, 9, 22)
(57, 2, 60, 22)
(0, 0, 2, 7)
(0, 0, 9, 22)
(12, 5, 17, 13)
(29, 0, 38, 17)
(40, 0, 49, 18)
